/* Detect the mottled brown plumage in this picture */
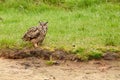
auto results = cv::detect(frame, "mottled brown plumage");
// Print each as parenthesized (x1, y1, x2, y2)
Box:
(22, 22, 48, 47)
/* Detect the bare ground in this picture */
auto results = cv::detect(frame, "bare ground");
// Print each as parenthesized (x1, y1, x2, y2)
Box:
(0, 48, 120, 80)
(0, 57, 120, 80)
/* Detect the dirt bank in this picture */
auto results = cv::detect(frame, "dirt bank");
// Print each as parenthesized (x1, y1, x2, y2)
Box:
(0, 48, 120, 60)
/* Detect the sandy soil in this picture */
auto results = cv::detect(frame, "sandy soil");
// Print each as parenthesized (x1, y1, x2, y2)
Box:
(0, 57, 120, 80)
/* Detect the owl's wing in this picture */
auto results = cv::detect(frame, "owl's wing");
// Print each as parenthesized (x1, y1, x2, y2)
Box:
(22, 27, 40, 41)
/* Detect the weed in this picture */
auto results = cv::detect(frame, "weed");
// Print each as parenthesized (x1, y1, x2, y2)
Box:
(45, 60, 55, 65)
(88, 50, 102, 60)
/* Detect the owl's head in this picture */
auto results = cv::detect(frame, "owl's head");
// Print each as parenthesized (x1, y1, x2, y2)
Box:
(38, 21, 48, 34)
(39, 21, 48, 30)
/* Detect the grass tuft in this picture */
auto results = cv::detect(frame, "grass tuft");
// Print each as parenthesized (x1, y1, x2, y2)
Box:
(88, 50, 102, 60)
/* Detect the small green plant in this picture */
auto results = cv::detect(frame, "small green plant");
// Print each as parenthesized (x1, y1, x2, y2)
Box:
(88, 50, 102, 60)
(72, 47, 85, 54)
(45, 55, 56, 66)
(46, 60, 55, 65)
(77, 54, 89, 61)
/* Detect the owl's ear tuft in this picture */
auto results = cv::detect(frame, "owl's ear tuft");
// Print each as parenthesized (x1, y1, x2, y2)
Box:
(44, 22, 48, 26)
(39, 21, 42, 25)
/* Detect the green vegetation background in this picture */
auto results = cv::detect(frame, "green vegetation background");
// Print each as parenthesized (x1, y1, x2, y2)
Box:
(0, 0, 120, 59)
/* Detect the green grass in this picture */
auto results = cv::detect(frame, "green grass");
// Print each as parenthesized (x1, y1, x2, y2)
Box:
(0, 0, 120, 54)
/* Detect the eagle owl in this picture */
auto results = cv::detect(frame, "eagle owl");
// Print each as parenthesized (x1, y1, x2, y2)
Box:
(22, 21, 48, 47)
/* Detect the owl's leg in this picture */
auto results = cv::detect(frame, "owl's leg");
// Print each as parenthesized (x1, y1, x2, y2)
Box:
(31, 39, 38, 48)
(34, 43, 38, 48)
